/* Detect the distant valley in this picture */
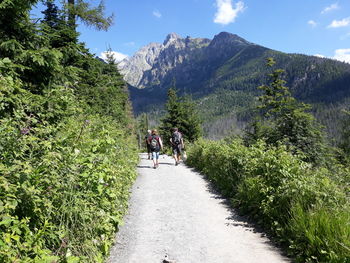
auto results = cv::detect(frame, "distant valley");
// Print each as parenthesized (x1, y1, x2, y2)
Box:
(119, 32, 350, 139)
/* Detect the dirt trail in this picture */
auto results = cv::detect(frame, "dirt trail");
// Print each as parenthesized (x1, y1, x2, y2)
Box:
(108, 153, 290, 263)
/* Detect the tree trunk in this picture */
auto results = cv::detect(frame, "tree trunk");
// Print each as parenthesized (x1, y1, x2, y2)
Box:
(67, 0, 75, 28)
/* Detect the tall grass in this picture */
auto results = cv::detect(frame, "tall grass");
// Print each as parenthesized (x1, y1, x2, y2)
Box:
(187, 139, 350, 262)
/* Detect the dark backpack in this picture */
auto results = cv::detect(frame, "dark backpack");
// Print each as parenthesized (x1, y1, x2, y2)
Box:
(172, 132, 181, 145)
(150, 136, 159, 151)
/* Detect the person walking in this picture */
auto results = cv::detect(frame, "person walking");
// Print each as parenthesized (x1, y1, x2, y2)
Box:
(170, 127, 184, 166)
(148, 129, 163, 169)
(145, 130, 152, 159)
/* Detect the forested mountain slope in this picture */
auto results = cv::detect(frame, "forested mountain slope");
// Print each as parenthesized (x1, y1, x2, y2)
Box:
(121, 32, 350, 139)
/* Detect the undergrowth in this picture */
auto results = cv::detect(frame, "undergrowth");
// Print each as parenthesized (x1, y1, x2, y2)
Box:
(187, 139, 350, 263)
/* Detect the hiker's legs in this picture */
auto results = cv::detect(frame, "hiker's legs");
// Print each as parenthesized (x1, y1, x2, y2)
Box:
(147, 145, 151, 159)
(172, 147, 178, 164)
(155, 152, 160, 166)
(152, 151, 159, 168)
(173, 146, 182, 165)
(173, 154, 178, 163)
(152, 151, 157, 167)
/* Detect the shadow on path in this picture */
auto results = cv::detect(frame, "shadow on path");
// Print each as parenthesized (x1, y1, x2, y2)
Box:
(186, 165, 292, 260)
(137, 165, 152, 169)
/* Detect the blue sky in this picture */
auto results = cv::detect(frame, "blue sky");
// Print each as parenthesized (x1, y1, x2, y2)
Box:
(34, 0, 350, 62)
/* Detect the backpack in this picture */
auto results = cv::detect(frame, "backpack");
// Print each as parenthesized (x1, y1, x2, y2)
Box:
(172, 131, 181, 145)
(150, 136, 159, 151)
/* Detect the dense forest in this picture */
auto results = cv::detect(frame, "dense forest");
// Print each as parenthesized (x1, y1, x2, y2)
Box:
(197, 50, 350, 140)
(0, 0, 138, 262)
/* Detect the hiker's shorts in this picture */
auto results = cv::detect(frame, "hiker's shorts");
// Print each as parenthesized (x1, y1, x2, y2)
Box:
(152, 151, 160, 160)
(172, 145, 182, 155)
(147, 144, 151, 153)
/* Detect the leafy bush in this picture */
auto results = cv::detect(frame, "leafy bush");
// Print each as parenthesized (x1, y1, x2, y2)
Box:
(0, 74, 138, 262)
(0, 2, 138, 262)
(187, 139, 350, 262)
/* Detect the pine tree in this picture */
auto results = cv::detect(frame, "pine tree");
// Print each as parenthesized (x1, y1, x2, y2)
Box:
(245, 58, 325, 163)
(178, 95, 203, 142)
(42, 0, 60, 28)
(66, 0, 113, 31)
(339, 109, 350, 157)
(160, 87, 202, 146)
(136, 113, 149, 148)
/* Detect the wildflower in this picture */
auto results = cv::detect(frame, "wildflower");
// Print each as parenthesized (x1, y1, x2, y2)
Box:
(20, 127, 30, 135)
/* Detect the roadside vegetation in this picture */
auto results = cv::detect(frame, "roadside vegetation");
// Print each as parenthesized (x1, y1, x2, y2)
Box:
(0, 1, 138, 262)
(187, 59, 350, 263)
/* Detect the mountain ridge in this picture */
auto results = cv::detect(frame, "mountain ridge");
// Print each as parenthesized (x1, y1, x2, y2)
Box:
(119, 32, 350, 139)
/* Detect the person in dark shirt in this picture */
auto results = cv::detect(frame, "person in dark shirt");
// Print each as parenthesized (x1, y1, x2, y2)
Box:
(170, 127, 184, 166)
(147, 129, 163, 169)
(145, 130, 152, 159)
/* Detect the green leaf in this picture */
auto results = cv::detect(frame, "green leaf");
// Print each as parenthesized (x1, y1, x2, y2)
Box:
(67, 256, 81, 263)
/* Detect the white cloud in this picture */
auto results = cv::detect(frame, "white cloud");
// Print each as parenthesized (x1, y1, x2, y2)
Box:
(314, 54, 326, 58)
(327, 17, 350, 28)
(333, 48, 350, 63)
(214, 0, 245, 25)
(321, 3, 339, 14)
(314, 49, 350, 64)
(308, 20, 317, 28)
(100, 51, 128, 62)
(153, 10, 162, 18)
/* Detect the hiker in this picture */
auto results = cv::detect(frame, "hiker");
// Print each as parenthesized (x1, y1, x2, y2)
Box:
(145, 130, 152, 159)
(147, 129, 163, 169)
(170, 127, 184, 166)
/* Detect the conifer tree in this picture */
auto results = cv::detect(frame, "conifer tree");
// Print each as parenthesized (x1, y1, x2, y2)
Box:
(66, 0, 113, 31)
(42, 0, 60, 28)
(136, 113, 149, 148)
(339, 109, 350, 157)
(160, 87, 202, 146)
(246, 58, 325, 163)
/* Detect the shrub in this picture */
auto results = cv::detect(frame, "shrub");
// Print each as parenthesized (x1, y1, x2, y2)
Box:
(187, 139, 350, 262)
(0, 114, 138, 262)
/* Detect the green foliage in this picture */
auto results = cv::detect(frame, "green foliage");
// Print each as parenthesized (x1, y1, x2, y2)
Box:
(339, 109, 350, 158)
(246, 58, 326, 164)
(66, 0, 113, 31)
(0, 2, 137, 262)
(0, 112, 137, 262)
(187, 139, 350, 262)
(136, 113, 149, 149)
(42, 0, 60, 29)
(159, 87, 202, 146)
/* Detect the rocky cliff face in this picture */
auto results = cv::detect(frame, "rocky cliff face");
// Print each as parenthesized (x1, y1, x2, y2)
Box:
(118, 42, 162, 87)
(118, 33, 216, 88)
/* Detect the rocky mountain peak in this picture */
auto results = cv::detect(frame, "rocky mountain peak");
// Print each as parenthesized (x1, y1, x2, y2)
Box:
(118, 42, 162, 87)
(210, 31, 251, 46)
(119, 32, 254, 89)
(163, 32, 182, 45)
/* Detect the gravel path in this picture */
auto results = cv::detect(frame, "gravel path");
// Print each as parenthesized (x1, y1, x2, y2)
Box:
(108, 153, 290, 263)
